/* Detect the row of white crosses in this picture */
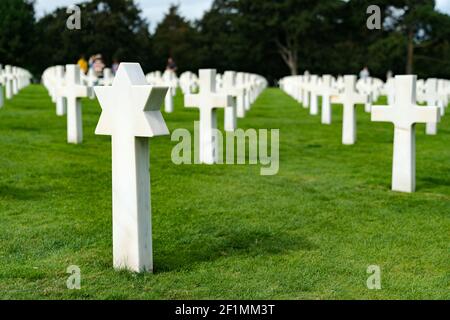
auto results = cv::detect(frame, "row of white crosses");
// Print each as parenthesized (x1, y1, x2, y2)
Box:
(416, 78, 450, 135)
(42, 64, 268, 148)
(42, 65, 118, 143)
(356, 77, 384, 112)
(179, 71, 199, 94)
(184, 69, 267, 164)
(43, 65, 88, 143)
(0, 64, 32, 107)
(146, 69, 267, 118)
(146, 70, 176, 113)
(280, 73, 449, 145)
(281, 73, 448, 194)
(280, 73, 345, 128)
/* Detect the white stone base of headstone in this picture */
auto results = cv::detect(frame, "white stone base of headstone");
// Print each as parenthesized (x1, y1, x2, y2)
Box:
(67, 99, 83, 144)
(297, 86, 303, 104)
(57, 97, 66, 116)
(392, 127, 415, 193)
(164, 91, 174, 113)
(5, 80, 12, 100)
(438, 101, 445, 116)
(342, 102, 356, 145)
(224, 103, 237, 132)
(310, 93, 319, 115)
(303, 91, 309, 108)
(200, 108, 218, 164)
(426, 122, 437, 135)
(321, 95, 331, 124)
(12, 80, 18, 95)
(244, 92, 250, 111)
(237, 95, 245, 118)
(0, 85, 3, 108)
(112, 135, 153, 272)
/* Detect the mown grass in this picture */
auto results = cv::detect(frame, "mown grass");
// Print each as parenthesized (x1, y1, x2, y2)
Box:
(0, 84, 448, 300)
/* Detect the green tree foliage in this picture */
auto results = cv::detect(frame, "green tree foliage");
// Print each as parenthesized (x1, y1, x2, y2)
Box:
(385, 0, 442, 74)
(152, 5, 200, 73)
(1, 0, 450, 81)
(33, 0, 154, 74)
(0, 0, 36, 70)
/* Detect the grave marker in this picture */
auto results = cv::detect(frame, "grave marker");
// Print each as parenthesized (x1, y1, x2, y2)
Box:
(236, 73, 247, 118)
(332, 75, 368, 145)
(61, 65, 88, 144)
(223, 71, 238, 132)
(320, 75, 335, 125)
(309, 75, 319, 115)
(95, 63, 169, 272)
(4, 65, 13, 100)
(424, 78, 439, 135)
(371, 75, 440, 193)
(55, 66, 67, 116)
(185, 69, 233, 164)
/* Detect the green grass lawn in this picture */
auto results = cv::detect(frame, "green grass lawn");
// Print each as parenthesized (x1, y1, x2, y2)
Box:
(0, 84, 449, 300)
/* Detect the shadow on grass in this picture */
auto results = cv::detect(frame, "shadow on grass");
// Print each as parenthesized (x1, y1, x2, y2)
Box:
(417, 176, 450, 190)
(7, 126, 41, 133)
(0, 185, 51, 200)
(154, 227, 316, 273)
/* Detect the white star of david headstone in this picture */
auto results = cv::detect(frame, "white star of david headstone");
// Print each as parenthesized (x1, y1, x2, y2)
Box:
(94, 63, 169, 272)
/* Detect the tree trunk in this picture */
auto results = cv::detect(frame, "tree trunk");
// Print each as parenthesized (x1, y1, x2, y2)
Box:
(276, 38, 298, 76)
(406, 28, 414, 74)
(288, 55, 298, 76)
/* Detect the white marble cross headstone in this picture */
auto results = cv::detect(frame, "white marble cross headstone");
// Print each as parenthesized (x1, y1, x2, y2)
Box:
(185, 69, 233, 164)
(0, 80, 3, 108)
(243, 73, 251, 111)
(95, 63, 169, 273)
(437, 79, 448, 116)
(12, 67, 19, 95)
(424, 78, 439, 135)
(371, 75, 440, 193)
(235, 72, 247, 118)
(309, 75, 319, 115)
(86, 68, 98, 99)
(61, 65, 88, 144)
(0, 65, 3, 108)
(223, 71, 237, 132)
(361, 77, 374, 113)
(320, 75, 335, 125)
(4, 65, 13, 100)
(55, 66, 67, 116)
(332, 75, 368, 145)
(163, 70, 176, 113)
(385, 78, 395, 105)
(302, 74, 311, 109)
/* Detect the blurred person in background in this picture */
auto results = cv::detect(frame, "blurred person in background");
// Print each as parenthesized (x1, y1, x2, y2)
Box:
(77, 54, 88, 74)
(93, 54, 105, 77)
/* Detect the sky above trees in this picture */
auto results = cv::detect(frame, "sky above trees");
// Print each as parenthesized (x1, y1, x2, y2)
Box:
(35, 0, 450, 28)
(35, 0, 214, 30)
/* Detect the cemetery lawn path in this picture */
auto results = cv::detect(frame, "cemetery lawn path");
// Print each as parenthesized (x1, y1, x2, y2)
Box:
(0, 85, 449, 300)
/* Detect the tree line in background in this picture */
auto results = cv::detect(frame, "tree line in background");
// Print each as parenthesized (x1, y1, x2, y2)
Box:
(1, 0, 449, 84)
